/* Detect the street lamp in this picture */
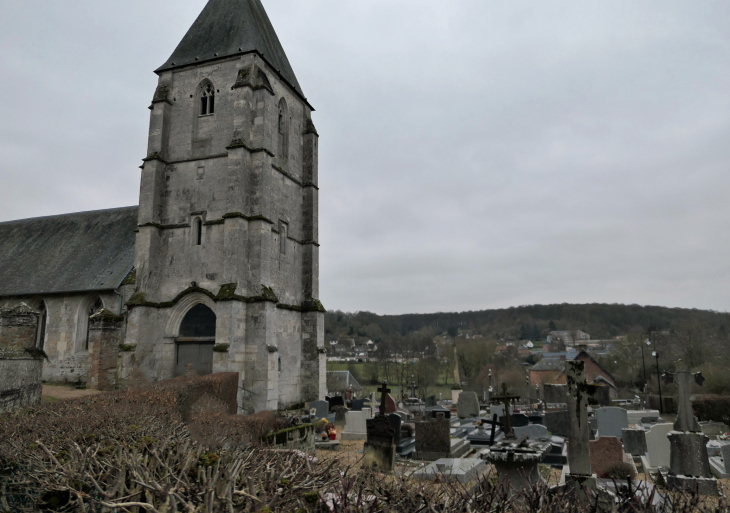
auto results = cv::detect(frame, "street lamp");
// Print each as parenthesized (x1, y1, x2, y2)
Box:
(652, 351, 663, 414)
(640, 339, 650, 390)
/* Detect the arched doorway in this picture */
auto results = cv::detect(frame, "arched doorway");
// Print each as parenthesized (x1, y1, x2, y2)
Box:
(174, 303, 216, 376)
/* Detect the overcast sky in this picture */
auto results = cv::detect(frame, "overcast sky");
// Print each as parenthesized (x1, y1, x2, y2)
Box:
(1, 1, 729, 315)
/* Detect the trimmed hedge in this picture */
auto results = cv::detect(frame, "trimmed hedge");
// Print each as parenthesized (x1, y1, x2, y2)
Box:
(692, 395, 730, 424)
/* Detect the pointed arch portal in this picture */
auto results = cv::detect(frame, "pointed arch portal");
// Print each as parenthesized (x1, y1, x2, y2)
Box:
(175, 303, 216, 377)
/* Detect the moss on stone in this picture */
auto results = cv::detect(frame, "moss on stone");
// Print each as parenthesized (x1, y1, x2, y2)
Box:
(121, 268, 136, 286)
(118, 344, 136, 352)
(213, 344, 230, 353)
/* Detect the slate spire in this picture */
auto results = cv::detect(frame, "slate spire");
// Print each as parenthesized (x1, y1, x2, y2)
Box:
(157, 0, 304, 97)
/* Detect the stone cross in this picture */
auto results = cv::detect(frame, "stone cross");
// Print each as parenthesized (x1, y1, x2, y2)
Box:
(662, 362, 703, 432)
(377, 381, 391, 418)
(566, 360, 599, 476)
(492, 383, 520, 439)
(409, 378, 418, 399)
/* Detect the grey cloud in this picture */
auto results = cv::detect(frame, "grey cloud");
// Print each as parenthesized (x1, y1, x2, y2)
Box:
(1, 0, 728, 314)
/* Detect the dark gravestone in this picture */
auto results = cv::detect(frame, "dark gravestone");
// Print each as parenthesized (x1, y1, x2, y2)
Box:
(327, 396, 345, 411)
(363, 382, 396, 472)
(416, 414, 451, 458)
(388, 413, 416, 456)
(351, 398, 367, 411)
(641, 417, 660, 424)
(543, 410, 569, 437)
(334, 406, 348, 428)
(511, 413, 530, 428)
(593, 385, 611, 407)
(425, 395, 438, 407)
(543, 384, 567, 405)
(528, 415, 543, 425)
(622, 428, 648, 456)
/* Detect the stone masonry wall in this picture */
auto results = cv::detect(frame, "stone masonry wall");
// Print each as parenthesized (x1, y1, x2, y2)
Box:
(0, 353, 43, 413)
(88, 310, 126, 390)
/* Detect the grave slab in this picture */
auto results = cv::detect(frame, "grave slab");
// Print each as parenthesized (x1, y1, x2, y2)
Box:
(513, 424, 549, 440)
(412, 458, 488, 483)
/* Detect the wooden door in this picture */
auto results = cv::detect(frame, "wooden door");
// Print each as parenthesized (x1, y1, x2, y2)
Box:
(175, 342, 214, 376)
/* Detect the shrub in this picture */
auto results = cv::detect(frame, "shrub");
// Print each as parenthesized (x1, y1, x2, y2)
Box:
(692, 395, 730, 424)
(601, 461, 636, 480)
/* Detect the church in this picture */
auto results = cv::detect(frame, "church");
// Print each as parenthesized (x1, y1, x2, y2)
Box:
(0, 0, 326, 414)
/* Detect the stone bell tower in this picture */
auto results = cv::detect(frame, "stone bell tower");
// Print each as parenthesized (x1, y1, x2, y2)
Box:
(123, 0, 325, 413)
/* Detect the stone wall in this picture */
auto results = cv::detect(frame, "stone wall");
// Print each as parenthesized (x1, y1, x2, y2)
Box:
(0, 304, 43, 413)
(0, 351, 44, 413)
(0, 289, 129, 384)
(88, 310, 126, 390)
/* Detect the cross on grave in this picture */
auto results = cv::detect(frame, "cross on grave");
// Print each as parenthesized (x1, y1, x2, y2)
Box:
(492, 383, 520, 439)
(661, 362, 704, 432)
(480, 413, 503, 445)
(377, 381, 391, 417)
(409, 378, 418, 399)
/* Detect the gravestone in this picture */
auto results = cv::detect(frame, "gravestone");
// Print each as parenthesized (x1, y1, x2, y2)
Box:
(425, 395, 438, 407)
(363, 382, 396, 472)
(513, 424, 549, 440)
(622, 428, 647, 456)
(528, 415, 543, 425)
(593, 385, 611, 407)
(643, 423, 673, 469)
(662, 366, 719, 495)
(310, 400, 330, 420)
(384, 393, 398, 414)
(722, 445, 730, 475)
(416, 413, 471, 460)
(668, 431, 712, 478)
(327, 395, 345, 411)
(334, 406, 348, 428)
(491, 404, 506, 418)
(351, 398, 367, 411)
(543, 410, 569, 437)
(627, 410, 660, 425)
(589, 436, 624, 478)
(543, 384, 567, 405)
(596, 407, 629, 439)
(415, 413, 451, 459)
(341, 410, 367, 440)
(457, 391, 479, 419)
(388, 413, 416, 456)
(430, 408, 451, 419)
(511, 413, 529, 428)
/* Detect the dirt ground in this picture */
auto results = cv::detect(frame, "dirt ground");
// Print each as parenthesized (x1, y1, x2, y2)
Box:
(41, 383, 101, 402)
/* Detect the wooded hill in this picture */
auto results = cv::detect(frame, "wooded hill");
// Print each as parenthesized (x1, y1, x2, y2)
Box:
(325, 303, 730, 344)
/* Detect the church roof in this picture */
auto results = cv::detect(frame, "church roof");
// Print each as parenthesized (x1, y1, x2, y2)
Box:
(0, 207, 138, 297)
(156, 0, 304, 99)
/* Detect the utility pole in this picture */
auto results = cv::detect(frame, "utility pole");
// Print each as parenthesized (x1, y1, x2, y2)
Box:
(652, 351, 663, 414)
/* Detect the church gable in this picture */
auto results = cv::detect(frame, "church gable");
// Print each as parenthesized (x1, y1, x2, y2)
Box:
(0, 207, 138, 296)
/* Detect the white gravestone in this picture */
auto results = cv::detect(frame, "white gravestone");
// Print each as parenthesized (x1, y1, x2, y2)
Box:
(596, 407, 629, 439)
(341, 410, 367, 440)
(644, 423, 673, 469)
